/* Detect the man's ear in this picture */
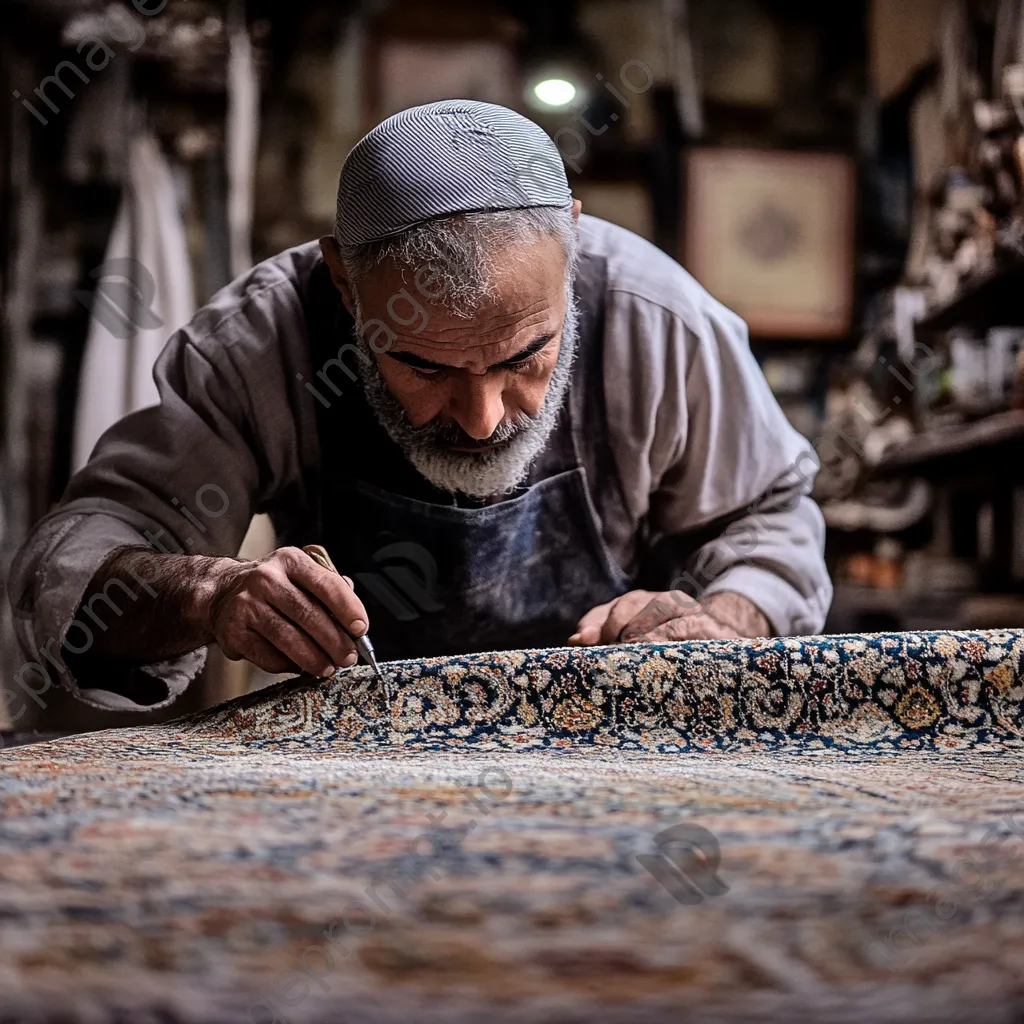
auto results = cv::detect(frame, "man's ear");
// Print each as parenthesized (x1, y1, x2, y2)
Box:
(571, 198, 582, 221)
(319, 235, 356, 315)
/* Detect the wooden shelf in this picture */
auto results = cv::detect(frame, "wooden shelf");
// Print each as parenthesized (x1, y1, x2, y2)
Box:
(874, 410, 1024, 477)
(917, 263, 1024, 333)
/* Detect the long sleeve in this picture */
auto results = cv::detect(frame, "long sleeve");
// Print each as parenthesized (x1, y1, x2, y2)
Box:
(671, 467, 832, 637)
(647, 300, 830, 635)
(7, 245, 320, 710)
(592, 214, 832, 637)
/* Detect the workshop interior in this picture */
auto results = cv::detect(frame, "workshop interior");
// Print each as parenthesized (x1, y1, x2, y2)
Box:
(1, 2, 1024, 1023)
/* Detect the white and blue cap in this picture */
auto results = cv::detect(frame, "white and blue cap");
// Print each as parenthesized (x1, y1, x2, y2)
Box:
(335, 100, 572, 245)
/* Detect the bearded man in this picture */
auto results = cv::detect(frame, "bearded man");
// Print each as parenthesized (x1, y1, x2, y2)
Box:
(8, 100, 831, 712)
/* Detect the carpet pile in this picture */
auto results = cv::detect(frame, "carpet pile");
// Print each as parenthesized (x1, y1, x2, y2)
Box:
(1, 630, 1023, 1023)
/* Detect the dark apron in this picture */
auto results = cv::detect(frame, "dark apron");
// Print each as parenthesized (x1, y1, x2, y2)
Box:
(302, 252, 631, 660)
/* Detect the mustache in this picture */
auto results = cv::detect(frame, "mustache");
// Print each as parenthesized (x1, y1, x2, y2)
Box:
(428, 416, 531, 451)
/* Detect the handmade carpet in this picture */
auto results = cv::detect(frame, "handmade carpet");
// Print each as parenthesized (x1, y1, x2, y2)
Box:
(1, 630, 1023, 1023)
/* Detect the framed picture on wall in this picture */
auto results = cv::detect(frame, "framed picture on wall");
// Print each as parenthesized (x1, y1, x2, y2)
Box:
(683, 148, 855, 338)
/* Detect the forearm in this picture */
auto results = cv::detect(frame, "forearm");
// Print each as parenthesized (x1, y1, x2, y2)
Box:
(701, 591, 770, 637)
(79, 547, 235, 664)
(667, 488, 830, 636)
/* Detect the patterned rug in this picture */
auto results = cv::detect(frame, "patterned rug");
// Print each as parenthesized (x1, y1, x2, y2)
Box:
(2, 630, 1023, 1023)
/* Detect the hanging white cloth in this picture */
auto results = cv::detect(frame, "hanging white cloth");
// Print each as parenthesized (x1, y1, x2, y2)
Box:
(72, 134, 195, 473)
(227, 13, 259, 279)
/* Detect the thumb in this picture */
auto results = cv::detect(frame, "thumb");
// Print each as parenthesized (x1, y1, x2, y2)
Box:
(568, 599, 615, 646)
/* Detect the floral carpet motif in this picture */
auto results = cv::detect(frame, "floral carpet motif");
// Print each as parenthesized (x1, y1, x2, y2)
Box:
(1, 631, 1023, 1023)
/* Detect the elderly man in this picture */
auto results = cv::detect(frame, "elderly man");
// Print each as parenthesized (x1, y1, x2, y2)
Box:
(9, 100, 831, 712)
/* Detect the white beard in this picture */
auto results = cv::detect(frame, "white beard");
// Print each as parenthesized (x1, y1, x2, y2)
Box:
(355, 286, 580, 499)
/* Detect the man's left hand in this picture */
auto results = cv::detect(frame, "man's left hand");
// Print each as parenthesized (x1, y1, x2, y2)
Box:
(567, 590, 770, 646)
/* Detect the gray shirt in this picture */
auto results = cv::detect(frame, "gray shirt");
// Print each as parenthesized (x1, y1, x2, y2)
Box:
(8, 215, 832, 711)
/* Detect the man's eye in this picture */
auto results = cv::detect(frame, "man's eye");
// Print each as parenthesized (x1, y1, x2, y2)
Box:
(411, 366, 444, 379)
(506, 355, 539, 374)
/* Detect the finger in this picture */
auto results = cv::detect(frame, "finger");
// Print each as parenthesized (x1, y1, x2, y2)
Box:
(627, 590, 706, 640)
(616, 596, 684, 643)
(262, 574, 357, 668)
(569, 599, 615, 646)
(251, 605, 339, 677)
(656, 614, 737, 642)
(283, 548, 371, 637)
(238, 631, 302, 675)
(601, 592, 665, 644)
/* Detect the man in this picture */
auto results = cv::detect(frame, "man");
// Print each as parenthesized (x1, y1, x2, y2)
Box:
(8, 100, 831, 712)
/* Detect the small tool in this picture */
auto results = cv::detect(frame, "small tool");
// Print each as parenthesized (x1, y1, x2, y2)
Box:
(303, 544, 390, 703)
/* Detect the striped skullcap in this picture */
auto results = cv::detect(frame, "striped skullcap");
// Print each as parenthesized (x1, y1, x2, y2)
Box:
(335, 100, 571, 245)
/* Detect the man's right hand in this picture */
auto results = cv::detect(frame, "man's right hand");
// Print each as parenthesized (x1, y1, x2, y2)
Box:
(200, 546, 370, 677)
(81, 545, 370, 679)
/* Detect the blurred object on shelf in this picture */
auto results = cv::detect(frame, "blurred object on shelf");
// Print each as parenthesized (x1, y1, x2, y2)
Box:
(822, 477, 931, 533)
(841, 552, 875, 587)
(54, 1, 260, 96)
(902, 7, 1024, 319)
(891, 286, 928, 362)
(761, 352, 822, 438)
(1012, 344, 1024, 408)
(920, 323, 1024, 423)
(873, 536, 905, 589)
(875, 409, 1024, 475)
(837, 537, 904, 590)
(812, 372, 916, 507)
(959, 593, 1024, 628)
(949, 331, 995, 415)
(988, 327, 1024, 408)
(761, 353, 819, 396)
(903, 550, 979, 593)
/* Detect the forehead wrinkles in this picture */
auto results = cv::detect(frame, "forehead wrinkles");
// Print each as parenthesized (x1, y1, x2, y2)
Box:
(391, 302, 557, 362)
(428, 305, 551, 345)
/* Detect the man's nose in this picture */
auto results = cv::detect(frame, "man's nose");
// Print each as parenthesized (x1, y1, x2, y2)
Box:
(451, 376, 505, 440)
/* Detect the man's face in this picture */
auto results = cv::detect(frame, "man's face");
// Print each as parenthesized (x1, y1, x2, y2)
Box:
(324, 233, 579, 497)
(360, 234, 567, 441)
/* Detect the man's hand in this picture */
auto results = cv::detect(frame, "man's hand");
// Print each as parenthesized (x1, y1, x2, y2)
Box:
(567, 590, 770, 646)
(200, 547, 369, 676)
(83, 546, 370, 678)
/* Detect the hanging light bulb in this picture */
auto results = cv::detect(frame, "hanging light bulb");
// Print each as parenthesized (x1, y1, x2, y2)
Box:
(531, 77, 577, 110)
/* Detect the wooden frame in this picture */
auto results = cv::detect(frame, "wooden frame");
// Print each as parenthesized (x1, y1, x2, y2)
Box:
(683, 148, 855, 339)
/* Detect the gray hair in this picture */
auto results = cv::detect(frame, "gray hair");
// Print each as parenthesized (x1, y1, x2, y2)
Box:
(333, 204, 579, 317)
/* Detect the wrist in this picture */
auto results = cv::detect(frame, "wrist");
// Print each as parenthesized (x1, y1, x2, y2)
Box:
(705, 591, 770, 637)
(191, 556, 248, 640)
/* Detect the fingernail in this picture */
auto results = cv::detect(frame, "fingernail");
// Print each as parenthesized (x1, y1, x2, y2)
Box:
(342, 576, 353, 587)
(568, 634, 581, 644)
(350, 619, 367, 635)
(322, 666, 339, 678)
(341, 652, 358, 667)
